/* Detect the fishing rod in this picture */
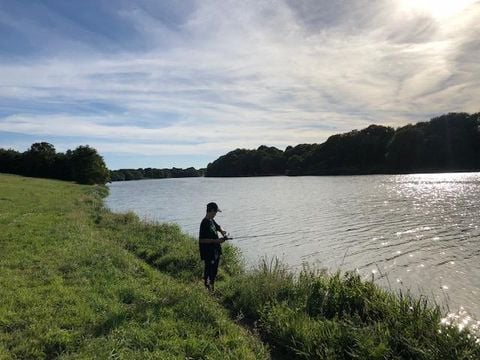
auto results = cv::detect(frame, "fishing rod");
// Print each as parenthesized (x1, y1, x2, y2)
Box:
(223, 228, 319, 241)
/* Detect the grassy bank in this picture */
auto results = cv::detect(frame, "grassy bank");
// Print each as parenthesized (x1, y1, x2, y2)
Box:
(0, 174, 267, 359)
(1, 174, 479, 359)
(94, 185, 480, 359)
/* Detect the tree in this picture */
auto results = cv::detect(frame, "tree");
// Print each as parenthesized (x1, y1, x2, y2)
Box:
(286, 154, 304, 175)
(205, 146, 286, 177)
(21, 142, 57, 178)
(205, 113, 479, 176)
(52, 152, 73, 180)
(0, 148, 21, 174)
(109, 170, 125, 181)
(69, 146, 110, 184)
(385, 125, 423, 171)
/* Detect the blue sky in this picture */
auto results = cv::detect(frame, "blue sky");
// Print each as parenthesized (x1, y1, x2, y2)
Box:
(1, 0, 479, 169)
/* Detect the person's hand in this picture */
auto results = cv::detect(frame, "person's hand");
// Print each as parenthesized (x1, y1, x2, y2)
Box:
(220, 230, 227, 237)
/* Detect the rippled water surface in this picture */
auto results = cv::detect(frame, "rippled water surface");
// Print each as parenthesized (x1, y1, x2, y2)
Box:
(106, 173, 480, 320)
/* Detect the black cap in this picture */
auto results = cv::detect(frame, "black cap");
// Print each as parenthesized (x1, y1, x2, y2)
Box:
(206, 202, 221, 212)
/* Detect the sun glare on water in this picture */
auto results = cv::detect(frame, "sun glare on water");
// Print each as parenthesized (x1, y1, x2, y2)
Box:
(398, 0, 477, 19)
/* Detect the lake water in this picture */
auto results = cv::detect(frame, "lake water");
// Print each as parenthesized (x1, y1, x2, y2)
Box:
(106, 173, 480, 327)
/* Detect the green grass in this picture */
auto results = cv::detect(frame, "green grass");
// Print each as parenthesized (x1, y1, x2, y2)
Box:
(0, 174, 268, 359)
(219, 260, 480, 359)
(1, 173, 479, 359)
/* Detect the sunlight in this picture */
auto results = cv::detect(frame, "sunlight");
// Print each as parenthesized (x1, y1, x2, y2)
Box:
(398, 0, 476, 19)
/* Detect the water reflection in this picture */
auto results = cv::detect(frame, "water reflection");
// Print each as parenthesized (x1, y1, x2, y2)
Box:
(442, 307, 480, 340)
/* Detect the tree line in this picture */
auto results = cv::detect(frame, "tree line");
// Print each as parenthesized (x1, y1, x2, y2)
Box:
(205, 112, 480, 177)
(2, 112, 478, 183)
(110, 167, 203, 181)
(0, 142, 204, 184)
(0, 142, 110, 184)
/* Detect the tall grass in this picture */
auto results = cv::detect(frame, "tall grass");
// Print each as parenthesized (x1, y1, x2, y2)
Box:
(219, 259, 480, 359)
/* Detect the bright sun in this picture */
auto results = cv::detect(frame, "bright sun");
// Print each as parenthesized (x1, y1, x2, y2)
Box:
(398, 0, 476, 19)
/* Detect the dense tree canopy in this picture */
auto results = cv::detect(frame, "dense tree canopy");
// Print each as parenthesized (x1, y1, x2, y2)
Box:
(206, 112, 480, 177)
(386, 113, 480, 171)
(205, 146, 285, 177)
(0, 143, 110, 184)
(109, 167, 203, 181)
(69, 146, 110, 185)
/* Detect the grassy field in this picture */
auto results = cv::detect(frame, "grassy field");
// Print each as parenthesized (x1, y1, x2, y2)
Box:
(1, 174, 479, 359)
(0, 174, 267, 359)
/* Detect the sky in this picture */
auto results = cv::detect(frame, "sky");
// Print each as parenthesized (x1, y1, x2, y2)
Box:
(0, 0, 479, 170)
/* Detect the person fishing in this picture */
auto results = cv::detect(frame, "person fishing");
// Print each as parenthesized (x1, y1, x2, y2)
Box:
(199, 202, 228, 292)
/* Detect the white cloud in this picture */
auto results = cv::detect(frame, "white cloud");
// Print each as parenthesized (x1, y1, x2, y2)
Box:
(1, 0, 479, 163)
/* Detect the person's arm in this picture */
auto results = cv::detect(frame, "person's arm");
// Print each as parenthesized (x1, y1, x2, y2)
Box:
(214, 220, 227, 237)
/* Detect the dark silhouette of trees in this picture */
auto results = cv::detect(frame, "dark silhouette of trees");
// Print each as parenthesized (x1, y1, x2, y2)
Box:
(386, 113, 480, 172)
(0, 143, 110, 184)
(0, 148, 21, 174)
(385, 125, 424, 171)
(109, 167, 202, 181)
(206, 112, 480, 177)
(284, 144, 318, 175)
(69, 146, 110, 185)
(303, 125, 395, 175)
(205, 146, 286, 177)
(52, 151, 73, 181)
(21, 142, 57, 178)
(258, 146, 286, 175)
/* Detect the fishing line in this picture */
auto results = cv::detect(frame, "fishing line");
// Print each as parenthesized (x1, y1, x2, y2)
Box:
(227, 228, 318, 241)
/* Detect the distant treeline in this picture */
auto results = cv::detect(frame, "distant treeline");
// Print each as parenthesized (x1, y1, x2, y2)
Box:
(0, 142, 110, 185)
(110, 167, 204, 181)
(205, 112, 480, 177)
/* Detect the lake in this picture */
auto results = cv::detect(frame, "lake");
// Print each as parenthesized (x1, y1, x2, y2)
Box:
(106, 173, 480, 327)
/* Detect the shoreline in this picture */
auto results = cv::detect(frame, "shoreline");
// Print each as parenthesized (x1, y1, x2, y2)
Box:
(101, 181, 480, 357)
(109, 169, 480, 182)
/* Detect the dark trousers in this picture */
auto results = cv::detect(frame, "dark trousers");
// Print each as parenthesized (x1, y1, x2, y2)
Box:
(203, 257, 220, 286)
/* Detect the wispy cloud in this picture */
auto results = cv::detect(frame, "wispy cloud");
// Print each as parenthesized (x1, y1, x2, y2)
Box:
(1, 0, 479, 168)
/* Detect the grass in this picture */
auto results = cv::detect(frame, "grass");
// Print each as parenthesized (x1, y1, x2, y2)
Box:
(1, 173, 479, 359)
(0, 174, 267, 359)
(219, 260, 480, 359)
